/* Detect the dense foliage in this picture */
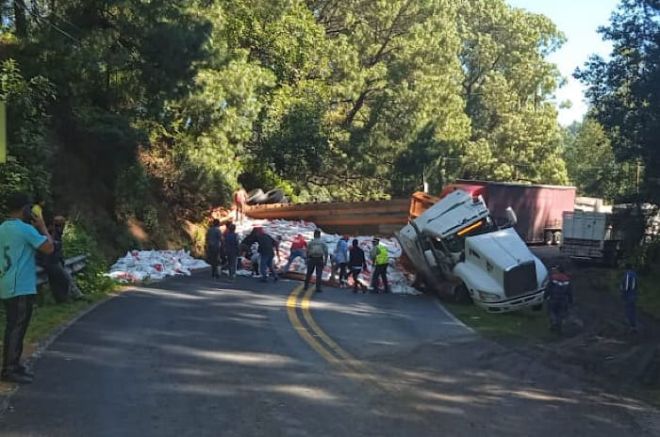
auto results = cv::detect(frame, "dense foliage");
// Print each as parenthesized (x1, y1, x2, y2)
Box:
(576, 0, 660, 203)
(0, 0, 576, 252)
(563, 118, 637, 201)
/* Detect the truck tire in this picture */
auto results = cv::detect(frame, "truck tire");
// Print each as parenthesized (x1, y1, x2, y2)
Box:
(454, 283, 472, 304)
(553, 231, 562, 246)
(604, 250, 619, 268)
(264, 189, 284, 204)
(246, 189, 267, 205)
(544, 231, 554, 245)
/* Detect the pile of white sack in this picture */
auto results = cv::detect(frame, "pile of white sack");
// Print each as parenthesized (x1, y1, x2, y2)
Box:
(106, 250, 209, 283)
(105, 218, 419, 295)
(234, 218, 419, 295)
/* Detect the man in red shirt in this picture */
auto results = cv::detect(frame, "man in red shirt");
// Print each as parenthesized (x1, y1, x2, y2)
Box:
(282, 234, 307, 273)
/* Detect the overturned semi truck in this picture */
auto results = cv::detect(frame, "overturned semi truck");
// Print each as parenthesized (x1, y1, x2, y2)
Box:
(396, 190, 549, 313)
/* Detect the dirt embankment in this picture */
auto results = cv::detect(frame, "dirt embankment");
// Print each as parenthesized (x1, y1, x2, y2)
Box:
(525, 247, 660, 404)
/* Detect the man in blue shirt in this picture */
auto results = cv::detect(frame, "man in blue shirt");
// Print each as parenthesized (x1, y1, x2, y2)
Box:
(620, 263, 639, 333)
(0, 192, 53, 384)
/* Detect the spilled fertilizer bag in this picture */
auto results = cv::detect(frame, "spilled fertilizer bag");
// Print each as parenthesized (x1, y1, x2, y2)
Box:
(106, 250, 209, 284)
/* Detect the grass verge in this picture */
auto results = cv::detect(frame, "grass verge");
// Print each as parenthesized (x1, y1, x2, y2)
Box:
(23, 292, 110, 346)
(445, 302, 553, 343)
(445, 265, 660, 342)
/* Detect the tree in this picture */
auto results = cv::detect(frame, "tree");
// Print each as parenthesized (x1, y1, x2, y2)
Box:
(455, 0, 568, 185)
(0, 59, 55, 215)
(576, 0, 660, 202)
(563, 118, 632, 201)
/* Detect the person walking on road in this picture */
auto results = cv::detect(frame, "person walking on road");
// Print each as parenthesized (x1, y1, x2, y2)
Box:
(224, 223, 240, 280)
(206, 219, 222, 279)
(369, 238, 390, 293)
(620, 263, 639, 333)
(282, 233, 307, 274)
(304, 229, 328, 293)
(0, 192, 54, 384)
(544, 265, 573, 334)
(348, 239, 368, 293)
(332, 235, 350, 287)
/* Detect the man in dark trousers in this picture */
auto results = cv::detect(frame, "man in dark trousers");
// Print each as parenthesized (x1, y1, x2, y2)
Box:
(0, 192, 54, 384)
(348, 239, 368, 293)
(256, 228, 279, 283)
(206, 219, 222, 278)
(224, 223, 240, 280)
(544, 265, 573, 334)
(369, 238, 390, 293)
(620, 263, 639, 333)
(304, 229, 328, 293)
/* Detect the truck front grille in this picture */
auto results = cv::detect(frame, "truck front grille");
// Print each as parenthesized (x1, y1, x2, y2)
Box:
(504, 262, 537, 297)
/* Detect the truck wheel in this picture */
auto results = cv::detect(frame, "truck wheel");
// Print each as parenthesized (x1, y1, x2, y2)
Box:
(553, 231, 562, 246)
(604, 250, 619, 268)
(454, 284, 472, 304)
(544, 231, 554, 245)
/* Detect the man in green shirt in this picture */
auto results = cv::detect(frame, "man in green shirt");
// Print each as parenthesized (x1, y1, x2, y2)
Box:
(0, 192, 54, 384)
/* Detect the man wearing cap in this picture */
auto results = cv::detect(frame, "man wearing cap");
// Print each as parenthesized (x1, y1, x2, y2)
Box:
(544, 265, 573, 334)
(369, 238, 390, 294)
(0, 192, 54, 384)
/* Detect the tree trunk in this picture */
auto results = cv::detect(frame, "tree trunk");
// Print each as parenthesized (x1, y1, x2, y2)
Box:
(14, 0, 28, 37)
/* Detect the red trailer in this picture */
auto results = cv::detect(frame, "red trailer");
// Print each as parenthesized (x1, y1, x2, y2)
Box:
(440, 180, 576, 244)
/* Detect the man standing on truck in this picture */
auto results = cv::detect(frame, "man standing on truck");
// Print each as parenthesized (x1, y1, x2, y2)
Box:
(544, 265, 573, 334)
(370, 238, 390, 294)
(620, 263, 639, 333)
(233, 187, 247, 224)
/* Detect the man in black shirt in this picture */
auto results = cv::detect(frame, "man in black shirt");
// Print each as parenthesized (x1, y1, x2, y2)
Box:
(348, 239, 368, 293)
(255, 228, 279, 283)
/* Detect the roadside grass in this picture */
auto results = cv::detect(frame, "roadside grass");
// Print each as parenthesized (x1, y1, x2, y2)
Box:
(638, 270, 660, 318)
(572, 265, 660, 319)
(23, 292, 110, 345)
(0, 279, 117, 352)
(444, 302, 553, 343)
(445, 265, 660, 342)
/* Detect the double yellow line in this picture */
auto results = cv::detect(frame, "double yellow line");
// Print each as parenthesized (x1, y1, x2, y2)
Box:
(286, 285, 380, 385)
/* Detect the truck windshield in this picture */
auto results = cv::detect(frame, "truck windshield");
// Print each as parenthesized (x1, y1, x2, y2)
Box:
(443, 218, 495, 253)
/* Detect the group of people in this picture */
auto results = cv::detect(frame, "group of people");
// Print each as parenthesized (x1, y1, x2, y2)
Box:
(205, 222, 391, 294)
(544, 263, 640, 335)
(289, 230, 391, 294)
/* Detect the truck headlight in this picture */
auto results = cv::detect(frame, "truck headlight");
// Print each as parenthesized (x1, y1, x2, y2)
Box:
(477, 290, 501, 302)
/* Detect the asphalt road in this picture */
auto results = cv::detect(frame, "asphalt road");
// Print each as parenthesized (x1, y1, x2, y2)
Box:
(1, 273, 659, 436)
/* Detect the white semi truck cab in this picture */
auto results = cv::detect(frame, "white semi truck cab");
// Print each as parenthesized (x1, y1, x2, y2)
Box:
(396, 190, 548, 313)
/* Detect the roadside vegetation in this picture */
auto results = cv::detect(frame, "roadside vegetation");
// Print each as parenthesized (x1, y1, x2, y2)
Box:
(0, 0, 658, 372)
(0, 223, 117, 355)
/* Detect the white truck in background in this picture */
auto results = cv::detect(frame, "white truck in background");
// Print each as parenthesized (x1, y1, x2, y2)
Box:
(396, 190, 549, 313)
(560, 211, 622, 266)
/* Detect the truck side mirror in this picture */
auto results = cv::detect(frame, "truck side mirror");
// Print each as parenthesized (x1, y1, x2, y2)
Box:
(505, 207, 518, 228)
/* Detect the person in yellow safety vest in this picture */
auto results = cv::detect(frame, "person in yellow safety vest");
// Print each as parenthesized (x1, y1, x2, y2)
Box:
(369, 238, 390, 294)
